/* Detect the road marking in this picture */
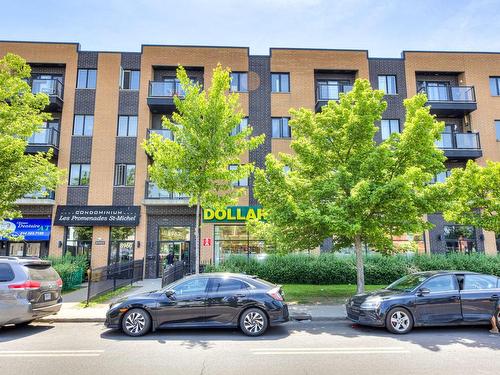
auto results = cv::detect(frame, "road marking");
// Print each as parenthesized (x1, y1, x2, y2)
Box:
(251, 347, 410, 355)
(0, 350, 104, 358)
(252, 347, 405, 351)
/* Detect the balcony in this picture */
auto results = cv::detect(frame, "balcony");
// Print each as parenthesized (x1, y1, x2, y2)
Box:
(143, 181, 189, 205)
(418, 84, 477, 117)
(315, 82, 353, 112)
(16, 188, 55, 205)
(31, 79, 64, 112)
(26, 126, 60, 156)
(436, 132, 482, 160)
(147, 81, 184, 114)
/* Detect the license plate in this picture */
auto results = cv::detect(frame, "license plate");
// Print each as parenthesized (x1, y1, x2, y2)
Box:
(44, 293, 52, 301)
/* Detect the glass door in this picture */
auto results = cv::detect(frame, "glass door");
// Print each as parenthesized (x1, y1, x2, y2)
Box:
(158, 241, 190, 276)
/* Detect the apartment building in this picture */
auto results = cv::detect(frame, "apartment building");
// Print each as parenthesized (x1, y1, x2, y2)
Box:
(0, 41, 498, 278)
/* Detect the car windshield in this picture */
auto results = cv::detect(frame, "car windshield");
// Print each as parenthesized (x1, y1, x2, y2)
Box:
(386, 274, 429, 292)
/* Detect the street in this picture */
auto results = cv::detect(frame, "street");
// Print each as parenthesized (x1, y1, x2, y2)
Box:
(0, 320, 498, 375)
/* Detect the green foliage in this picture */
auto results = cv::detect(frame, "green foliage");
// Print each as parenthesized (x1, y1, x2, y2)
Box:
(0, 53, 64, 236)
(442, 160, 500, 233)
(45, 254, 89, 291)
(205, 253, 500, 285)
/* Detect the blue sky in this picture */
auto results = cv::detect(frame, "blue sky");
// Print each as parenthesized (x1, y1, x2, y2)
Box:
(1, 0, 500, 56)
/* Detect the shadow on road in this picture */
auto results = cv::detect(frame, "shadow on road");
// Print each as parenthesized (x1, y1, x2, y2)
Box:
(0, 324, 54, 343)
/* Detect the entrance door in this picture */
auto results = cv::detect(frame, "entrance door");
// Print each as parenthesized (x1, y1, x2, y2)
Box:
(158, 241, 190, 277)
(9, 243, 25, 257)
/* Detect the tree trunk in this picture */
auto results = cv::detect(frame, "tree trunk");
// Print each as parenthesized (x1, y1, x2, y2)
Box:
(195, 199, 201, 274)
(354, 235, 365, 294)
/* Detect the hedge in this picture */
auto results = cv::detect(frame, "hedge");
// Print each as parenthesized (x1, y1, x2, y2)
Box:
(205, 253, 500, 285)
(44, 254, 89, 291)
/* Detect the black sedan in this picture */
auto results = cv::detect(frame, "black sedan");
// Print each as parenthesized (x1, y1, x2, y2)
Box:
(346, 271, 500, 334)
(105, 273, 289, 337)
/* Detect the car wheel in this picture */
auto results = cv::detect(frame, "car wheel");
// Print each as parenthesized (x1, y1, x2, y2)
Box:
(121, 308, 151, 337)
(385, 307, 414, 334)
(240, 308, 268, 337)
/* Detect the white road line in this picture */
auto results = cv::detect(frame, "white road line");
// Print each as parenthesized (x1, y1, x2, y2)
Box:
(254, 350, 410, 355)
(0, 354, 101, 357)
(251, 347, 405, 352)
(0, 350, 104, 353)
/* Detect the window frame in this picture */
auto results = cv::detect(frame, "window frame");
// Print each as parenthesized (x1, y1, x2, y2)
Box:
(72, 115, 94, 136)
(230, 117, 249, 136)
(172, 277, 210, 295)
(378, 75, 397, 95)
(114, 163, 136, 187)
(489, 77, 500, 96)
(495, 120, 500, 142)
(228, 164, 248, 187)
(230, 72, 248, 92)
(77, 69, 97, 89)
(271, 73, 290, 93)
(117, 115, 138, 137)
(380, 119, 400, 140)
(462, 274, 499, 291)
(271, 117, 291, 138)
(422, 275, 459, 293)
(120, 69, 140, 90)
(69, 163, 91, 186)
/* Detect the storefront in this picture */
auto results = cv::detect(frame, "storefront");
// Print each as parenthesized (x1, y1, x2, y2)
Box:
(0, 218, 51, 257)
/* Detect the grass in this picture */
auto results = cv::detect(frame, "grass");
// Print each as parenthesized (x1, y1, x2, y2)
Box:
(282, 284, 386, 304)
(79, 285, 134, 308)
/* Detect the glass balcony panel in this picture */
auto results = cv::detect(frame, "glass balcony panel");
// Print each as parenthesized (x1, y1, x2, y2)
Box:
(23, 187, 55, 200)
(455, 133, 479, 149)
(436, 132, 453, 148)
(451, 86, 475, 101)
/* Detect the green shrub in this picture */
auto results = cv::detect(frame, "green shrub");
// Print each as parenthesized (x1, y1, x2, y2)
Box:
(206, 253, 500, 285)
(44, 254, 89, 291)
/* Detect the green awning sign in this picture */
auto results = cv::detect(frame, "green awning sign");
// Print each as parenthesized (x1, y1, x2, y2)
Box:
(203, 206, 264, 223)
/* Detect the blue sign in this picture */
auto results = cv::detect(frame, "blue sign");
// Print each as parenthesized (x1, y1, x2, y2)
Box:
(0, 219, 51, 241)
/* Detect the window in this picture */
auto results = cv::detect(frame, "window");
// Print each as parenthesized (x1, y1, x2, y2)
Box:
(114, 164, 135, 186)
(214, 225, 266, 264)
(443, 225, 477, 254)
(0, 263, 15, 282)
(423, 275, 457, 293)
(463, 275, 498, 290)
(272, 118, 291, 138)
(380, 119, 400, 140)
(230, 72, 248, 92)
(271, 73, 290, 93)
(65, 227, 92, 258)
(431, 170, 451, 184)
(496, 120, 500, 142)
(229, 164, 248, 187)
(378, 75, 397, 95)
(173, 278, 209, 295)
(69, 164, 90, 186)
(489, 77, 500, 96)
(120, 69, 140, 90)
(73, 115, 94, 136)
(283, 165, 291, 174)
(117, 116, 138, 137)
(231, 117, 248, 136)
(210, 278, 248, 293)
(109, 227, 135, 265)
(77, 69, 97, 89)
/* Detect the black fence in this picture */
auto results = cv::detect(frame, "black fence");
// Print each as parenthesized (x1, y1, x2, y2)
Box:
(86, 259, 144, 306)
(161, 261, 189, 288)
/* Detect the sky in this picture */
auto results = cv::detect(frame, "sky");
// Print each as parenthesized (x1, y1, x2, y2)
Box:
(1, 0, 500, 57)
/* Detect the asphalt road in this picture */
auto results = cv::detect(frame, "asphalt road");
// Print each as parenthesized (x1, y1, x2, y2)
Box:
(0, 320, 498, 375)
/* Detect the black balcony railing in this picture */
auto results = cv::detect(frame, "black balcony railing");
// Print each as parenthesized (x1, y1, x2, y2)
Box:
(436, 132, 481, 150)
(27, 126, 60, 149)
(145, 181, 188, 200)
(31, 78, 64, 99)
(149, 81, 185, 97)
(316, 82, 353, 101)
(22, 188, 55, 200)
(146, 128, 174, 140)
(418, 84, 475, 102)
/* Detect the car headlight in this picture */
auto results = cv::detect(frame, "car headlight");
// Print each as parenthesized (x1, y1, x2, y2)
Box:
(109, 302, 121, 310)
(360, 297, 382, 309)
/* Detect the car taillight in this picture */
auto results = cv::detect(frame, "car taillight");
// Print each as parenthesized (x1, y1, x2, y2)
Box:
(267, 287, 284, 301)
(56, 278, 63, 288)
(8, 280, 42, 290)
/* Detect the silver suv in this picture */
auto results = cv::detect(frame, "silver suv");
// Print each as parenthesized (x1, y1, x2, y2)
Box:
(0, 257, 63, 326)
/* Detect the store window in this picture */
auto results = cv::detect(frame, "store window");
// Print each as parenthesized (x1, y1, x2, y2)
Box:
(158, 227, 190, 275)
(443, 225, 478, 254)
(214, 225, 266, 264)
(109, 227, 135, 265)
(65, 227, 92, 260)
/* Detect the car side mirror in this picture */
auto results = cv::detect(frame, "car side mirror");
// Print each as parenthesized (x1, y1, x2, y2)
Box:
(417, 288, 430, 296)
(165, 289, 175, 297)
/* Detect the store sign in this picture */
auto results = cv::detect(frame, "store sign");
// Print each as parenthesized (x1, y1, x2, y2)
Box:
(202, 238, 212, 246)
(0, 219, 51, 241)
(202, 206, 264, 223)
(54, 206, 141, 226)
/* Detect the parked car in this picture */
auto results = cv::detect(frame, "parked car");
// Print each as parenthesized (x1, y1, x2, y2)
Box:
(105, 273, 289, 337)
(0, 256, 63, 327)
(346, 271, 500, 334)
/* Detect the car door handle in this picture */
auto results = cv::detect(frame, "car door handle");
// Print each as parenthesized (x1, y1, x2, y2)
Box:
(194, 296, 205, 301)
(234, 294, 246, 297)
(449, 296, 460, 301)
(490, 295, 499, 300)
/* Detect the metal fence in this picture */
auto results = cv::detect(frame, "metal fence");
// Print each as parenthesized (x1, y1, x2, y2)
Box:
(161, 261, 188, 288)
(86, 259, 144, 306)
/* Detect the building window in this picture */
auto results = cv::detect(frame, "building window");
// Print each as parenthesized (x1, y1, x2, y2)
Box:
(283, 165, 291, 174)
(443, 225, 478, 254)
(214, 225, 266, 265)
(378, 75, 397, 95)
(117, 115, 138, 137)
(229, 164, 248, 187)
(73, 115, 94, 136)
(114, 164, 135, 186)
(69, 164, 90, 186)
(496, 120, 500, 141)
(271, 73, 290, 93)
(158, 227, 191, 268)
(77, 69, 97, 89)
(109, 227, 135, 265)
(380, 119, 400, 140)
(431, 170, 451, 184)
(272, 117, 291, 138)
(120, 69, 140, 90)
(489, 77, 500, 96)
(64, 227, 92, 259)
(230, 117, 248, 136)
(230, 72, 248, 92)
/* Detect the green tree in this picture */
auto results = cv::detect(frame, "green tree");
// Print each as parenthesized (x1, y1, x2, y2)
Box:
(0, 53, 63, 236)
(143, 65, 264, 273)
(252, 79, 446, 293)
(442, 160, 499, 234)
